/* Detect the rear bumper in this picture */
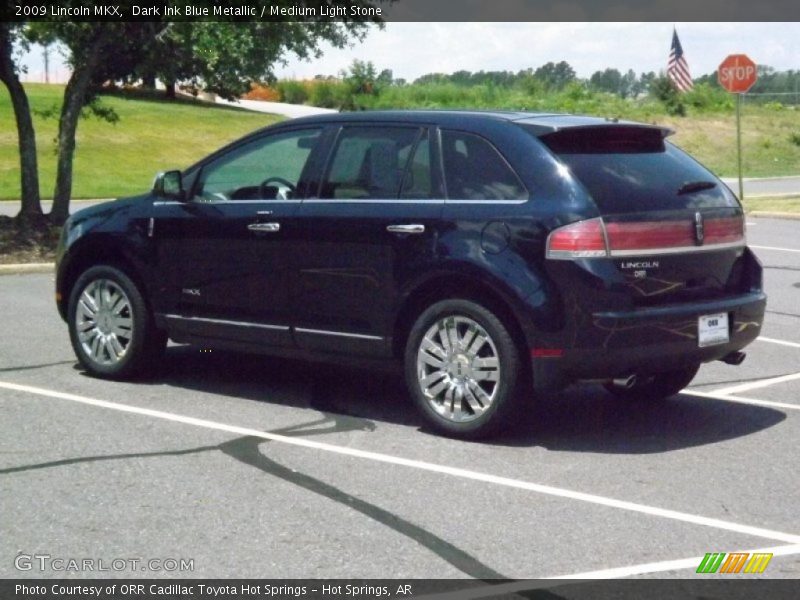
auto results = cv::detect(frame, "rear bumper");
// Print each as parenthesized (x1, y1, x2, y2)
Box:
(532, 291, 766, 390)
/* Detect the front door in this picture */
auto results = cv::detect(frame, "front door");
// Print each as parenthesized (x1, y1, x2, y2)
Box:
(153, 127, 324, 347)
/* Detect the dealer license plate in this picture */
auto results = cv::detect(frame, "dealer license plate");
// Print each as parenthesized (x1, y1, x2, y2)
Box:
(698, 313, 729, 347)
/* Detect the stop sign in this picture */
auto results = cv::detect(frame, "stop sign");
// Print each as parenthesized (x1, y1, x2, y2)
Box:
(718, 54, 758, 93)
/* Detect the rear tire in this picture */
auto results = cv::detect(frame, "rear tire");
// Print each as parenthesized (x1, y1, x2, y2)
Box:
(404, 299, 526, 439)
(603, 364, 700, 402)
(68, 265, 166, 379)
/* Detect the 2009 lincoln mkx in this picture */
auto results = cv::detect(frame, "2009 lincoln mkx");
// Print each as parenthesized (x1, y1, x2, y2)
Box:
(54, 110, 766, 438)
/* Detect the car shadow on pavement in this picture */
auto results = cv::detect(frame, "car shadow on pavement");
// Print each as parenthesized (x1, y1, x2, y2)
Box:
(143, 346, 786, 455)
(150, 345, 418, 427)
(499, 384, 787, 453)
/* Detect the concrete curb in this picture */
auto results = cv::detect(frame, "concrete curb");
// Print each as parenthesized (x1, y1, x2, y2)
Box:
(748, 211, 800, 221)
(0, 263, 54, 275)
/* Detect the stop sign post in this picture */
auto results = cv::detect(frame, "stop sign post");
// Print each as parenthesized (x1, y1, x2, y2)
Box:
(718, 54, 758, 202)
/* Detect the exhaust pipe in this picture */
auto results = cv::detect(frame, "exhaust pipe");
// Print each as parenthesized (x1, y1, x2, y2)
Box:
(611, 374, 637, 389)
(720, 351, 746, 366)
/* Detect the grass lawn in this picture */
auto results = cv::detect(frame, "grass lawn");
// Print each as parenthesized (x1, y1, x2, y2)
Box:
(2, 84, 800, 201)
(0, 84, 282, 200)
(660, 108, 800, 178)
(742, 195, 800, 214)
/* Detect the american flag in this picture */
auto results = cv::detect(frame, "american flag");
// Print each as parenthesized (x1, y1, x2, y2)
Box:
(667, 29, 693, 92)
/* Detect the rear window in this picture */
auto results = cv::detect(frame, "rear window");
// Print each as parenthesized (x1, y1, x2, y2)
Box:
(533, 126, 738, 213)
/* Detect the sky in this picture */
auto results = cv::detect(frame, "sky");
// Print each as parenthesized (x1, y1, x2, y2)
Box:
(20, 22, 800, 85)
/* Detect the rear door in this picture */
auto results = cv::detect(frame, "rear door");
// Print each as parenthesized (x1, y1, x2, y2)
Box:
(292, 123, 444, 356)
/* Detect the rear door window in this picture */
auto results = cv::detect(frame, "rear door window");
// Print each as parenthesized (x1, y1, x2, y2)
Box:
(534, 126, 739, 213)
(321, 126, 430, 200)
(441, 130, 527, 201)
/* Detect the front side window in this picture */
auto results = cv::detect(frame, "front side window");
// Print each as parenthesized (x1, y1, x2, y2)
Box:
(194, 128, 322, 202)
(441, 130, 527, 201)
(321, 127, 431, 199)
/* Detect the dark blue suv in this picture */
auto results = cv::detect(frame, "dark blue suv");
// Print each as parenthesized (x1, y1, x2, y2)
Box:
(55, 111, 766, 438)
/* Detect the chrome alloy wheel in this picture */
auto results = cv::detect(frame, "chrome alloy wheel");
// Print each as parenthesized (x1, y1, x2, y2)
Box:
(75, 279, 134, 365)
(416, 316, 501, 423)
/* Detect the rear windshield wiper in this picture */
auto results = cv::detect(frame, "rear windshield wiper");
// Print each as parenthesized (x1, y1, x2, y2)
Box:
(677, 180, 717, 195)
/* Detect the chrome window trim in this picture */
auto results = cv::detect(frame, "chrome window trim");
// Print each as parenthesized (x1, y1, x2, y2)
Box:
(302, 199, 443, 205)
(155, 197, 529, 206)
(443, 198, 529, 205)
(301, 198, 527, 205)
(153, 199, 301, 207)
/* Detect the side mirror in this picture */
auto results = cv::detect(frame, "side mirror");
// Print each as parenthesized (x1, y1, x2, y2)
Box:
(152, 170, 185, 200)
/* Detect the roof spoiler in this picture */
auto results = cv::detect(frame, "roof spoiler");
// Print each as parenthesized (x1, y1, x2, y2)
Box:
(537, 124, 675, 154)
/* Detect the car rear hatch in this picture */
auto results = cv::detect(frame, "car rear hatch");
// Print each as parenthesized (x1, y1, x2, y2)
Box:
(534, 124, 752, 307)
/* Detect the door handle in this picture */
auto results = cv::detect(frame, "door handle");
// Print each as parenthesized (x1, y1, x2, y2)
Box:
(248, 222, 281, 233)
(387, 224, 425, 234)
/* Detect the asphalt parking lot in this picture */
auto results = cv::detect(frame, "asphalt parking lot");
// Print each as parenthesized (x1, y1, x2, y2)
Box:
(1, 217, 798, 581)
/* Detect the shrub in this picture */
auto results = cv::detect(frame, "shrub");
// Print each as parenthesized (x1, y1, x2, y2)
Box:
(790, 132, 800, 147)
(308, 80, 346, 109)
(276, 80, 309, 104)
(242, 83, 280, 102)
(684, 83, 733, 111)
(650, 76, 686, 117)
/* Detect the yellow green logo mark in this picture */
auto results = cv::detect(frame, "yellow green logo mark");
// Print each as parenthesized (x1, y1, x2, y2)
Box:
(696, 552, 773, 574)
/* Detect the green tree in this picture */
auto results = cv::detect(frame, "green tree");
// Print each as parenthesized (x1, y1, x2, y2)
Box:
(339, 60, 393, 108)
(16, 2, 381, 223)
(636, 71, 657, 97)
(0, 24, 42, 223)
(620, 69, 638, 99)
(26, 21, 163, 223)
(589, 68, 623, 95)
(533, 61, 576, 90)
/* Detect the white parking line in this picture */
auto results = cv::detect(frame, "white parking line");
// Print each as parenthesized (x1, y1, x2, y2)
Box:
(2, 379, 800, 545)
(685, 390, 800, 411)
(709, 372, 800, 396)
(750, 244, 800, 253)
(758, 336, 800, 349)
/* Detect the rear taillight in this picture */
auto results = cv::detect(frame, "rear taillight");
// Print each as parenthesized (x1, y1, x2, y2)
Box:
(545, 217, 608, 259)
(704, 216, 745, 245)
(546, 215, 745, 260)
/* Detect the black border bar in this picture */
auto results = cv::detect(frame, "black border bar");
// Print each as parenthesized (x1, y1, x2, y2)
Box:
(4, 0, 800, 22)
(3, 579, 799, 600)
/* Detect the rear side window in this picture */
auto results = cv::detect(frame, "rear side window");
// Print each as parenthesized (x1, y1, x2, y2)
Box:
(535, 126, 738, 213)
(321, 126, 431, 200)
(441, 130, 527, 201)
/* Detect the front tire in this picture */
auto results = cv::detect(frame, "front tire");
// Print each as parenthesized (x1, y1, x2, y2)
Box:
(404, 299, 525, 439)
(68, 265, 166, 379)
(603, 364, 700, 402)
